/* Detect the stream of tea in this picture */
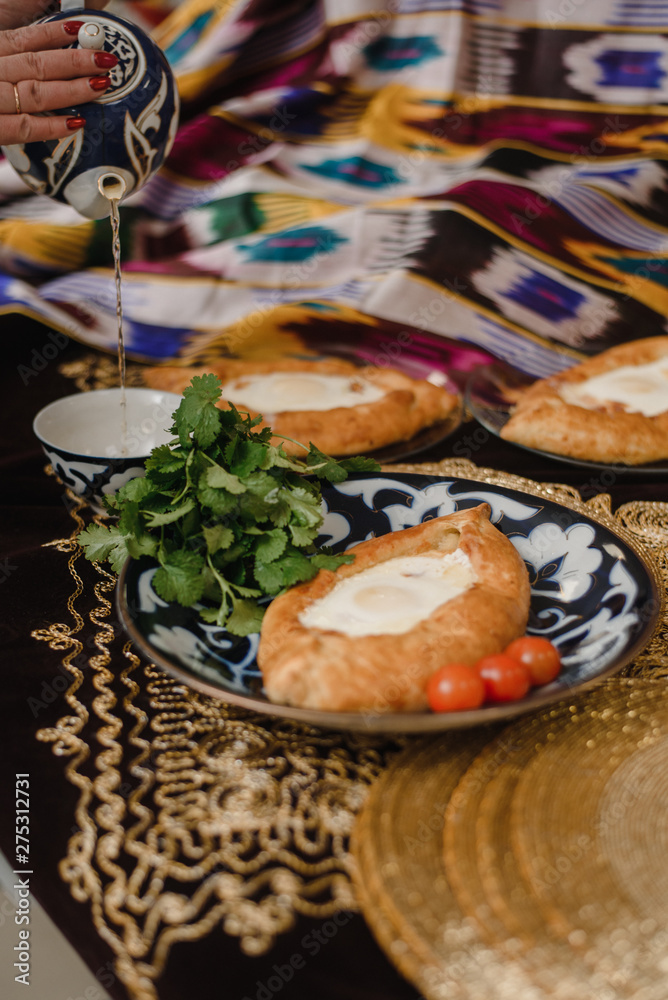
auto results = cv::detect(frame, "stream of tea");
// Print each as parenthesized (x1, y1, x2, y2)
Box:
(109, 196, 127, 452)
(99, 174, 128, 454)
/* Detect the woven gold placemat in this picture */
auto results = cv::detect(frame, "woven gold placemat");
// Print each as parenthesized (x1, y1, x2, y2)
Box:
(33, 445, 668, 1000)
(351, 680, 668, 1000)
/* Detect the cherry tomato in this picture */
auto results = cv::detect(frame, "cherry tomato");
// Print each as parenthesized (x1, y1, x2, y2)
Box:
(504, 636, 562, 686)
(427, 663, 486, 713)
(475, 653, 531, 703)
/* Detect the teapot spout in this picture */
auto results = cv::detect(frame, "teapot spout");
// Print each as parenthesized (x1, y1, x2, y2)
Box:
(62, 165, 134, 219)
(98, 172, 127, 202)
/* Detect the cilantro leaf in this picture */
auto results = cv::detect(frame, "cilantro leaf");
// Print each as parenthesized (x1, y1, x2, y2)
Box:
(203, 524, 235, 555)
(78, 523, 130, 571)
(243, 471, 278, 498)
(114, 476, 156, 503)
(278, 549, 318, 588)
(226, 599, 265, 636)
(238, 492, 276, 523)
(205, 464, 246, 495)
(303, 444, 349, 483)
(197, 481, 240, 517)
(174, 374, 222, 448)
(145, 444, 185, 476)
(255, 528, 287, 564)
(254, 560, 285, 594)
(338, 455, 382, 474)
(289, 523, 318, 547)
(144, 498, 196, 527)
(117, 500, 145, 540)
(260, 444, 305, 471)
(153, 550, 206, 605)
(125, 534, 159, 562)
(228, 439, 269, 477)
(311, 551, 355, 571)
(284, 486, 323, 527)
(304, 445, 381, 482)
(199, 605, 226, 625)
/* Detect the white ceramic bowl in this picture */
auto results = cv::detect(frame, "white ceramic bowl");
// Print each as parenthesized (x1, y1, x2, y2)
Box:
(33, 387, 183, 511)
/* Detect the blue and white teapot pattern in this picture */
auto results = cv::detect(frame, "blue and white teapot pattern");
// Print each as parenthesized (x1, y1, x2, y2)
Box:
(0, 3, 179, 219)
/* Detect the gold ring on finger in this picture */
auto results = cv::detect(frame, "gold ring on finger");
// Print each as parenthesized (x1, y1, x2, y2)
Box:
(13, 83, 22, 115)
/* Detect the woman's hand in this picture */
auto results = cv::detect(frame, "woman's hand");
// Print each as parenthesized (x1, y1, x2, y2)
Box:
(0, 18, 117, 145)
(0, 3, 109, 33)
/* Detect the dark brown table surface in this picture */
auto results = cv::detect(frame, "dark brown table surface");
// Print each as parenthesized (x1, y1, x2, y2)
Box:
(2, 314, 666, 1000)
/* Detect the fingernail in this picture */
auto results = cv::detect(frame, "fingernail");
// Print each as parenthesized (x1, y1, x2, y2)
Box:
(89, 75, 111, 92)
(94, 51, 118, 68)
(63, 20, 85, 35)
(66, 117, 85, 130)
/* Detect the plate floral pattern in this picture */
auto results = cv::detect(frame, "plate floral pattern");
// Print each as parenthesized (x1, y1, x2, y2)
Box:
(117, 474, 660, 732)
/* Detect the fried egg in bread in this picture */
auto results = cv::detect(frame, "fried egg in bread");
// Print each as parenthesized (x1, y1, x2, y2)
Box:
(558, 357, 668, 417)
(500, 336, 668, 465)
(257, 504, 531, 713)
(142, 357, 459, 457)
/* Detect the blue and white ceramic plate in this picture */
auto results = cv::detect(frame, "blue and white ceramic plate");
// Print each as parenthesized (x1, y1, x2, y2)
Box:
(466, 363, 668, 476)
(116, 473, 661, 732)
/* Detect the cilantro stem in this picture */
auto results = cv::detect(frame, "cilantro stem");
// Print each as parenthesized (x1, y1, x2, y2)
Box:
(268, 432, 309, 453)
(171, 448, 196, 505)
(206, 553, 238, 621)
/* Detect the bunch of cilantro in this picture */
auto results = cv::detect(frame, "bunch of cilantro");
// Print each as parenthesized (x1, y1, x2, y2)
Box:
(79, 374, 379, 636)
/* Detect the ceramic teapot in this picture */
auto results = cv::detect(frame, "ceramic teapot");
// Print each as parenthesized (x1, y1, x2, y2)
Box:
(1, 1, 179, 219)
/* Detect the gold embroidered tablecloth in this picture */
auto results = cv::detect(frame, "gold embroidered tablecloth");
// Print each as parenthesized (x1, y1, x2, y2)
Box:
(32, 380, 668, 1000)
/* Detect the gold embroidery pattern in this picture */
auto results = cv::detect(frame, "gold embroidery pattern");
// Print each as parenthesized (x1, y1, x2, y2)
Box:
(59, 352, 145, 392)
(33, 486, 405, 998)
(32, 456, 667, 999)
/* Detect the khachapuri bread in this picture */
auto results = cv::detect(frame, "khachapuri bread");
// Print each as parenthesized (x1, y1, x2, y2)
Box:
(257, 504, 531, 713)
(500, 337, 668, 465)
(143, 356, 458, 456)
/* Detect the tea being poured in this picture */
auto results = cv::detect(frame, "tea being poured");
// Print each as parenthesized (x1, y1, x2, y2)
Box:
(1, 4, 179, 219)
(98, 172, 128, 452)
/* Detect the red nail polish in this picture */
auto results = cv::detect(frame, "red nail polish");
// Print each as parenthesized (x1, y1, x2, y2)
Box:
(89, 75, 111, 92)
(66, 117, 85, 130)
(63, 20, 85, 35)
(94, 51, 118, 69)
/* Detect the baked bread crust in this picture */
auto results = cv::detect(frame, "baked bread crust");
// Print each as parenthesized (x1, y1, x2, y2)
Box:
(143, 357, 459, 456)
(500, 337, 668, 465)
(257, 504, 531, 713)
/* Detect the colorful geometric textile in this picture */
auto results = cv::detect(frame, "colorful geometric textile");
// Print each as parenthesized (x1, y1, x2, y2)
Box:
(2, 0, 668, 377)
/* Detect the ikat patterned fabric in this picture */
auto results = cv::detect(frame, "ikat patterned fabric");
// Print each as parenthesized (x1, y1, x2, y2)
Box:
(2, 0, 668, 376)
